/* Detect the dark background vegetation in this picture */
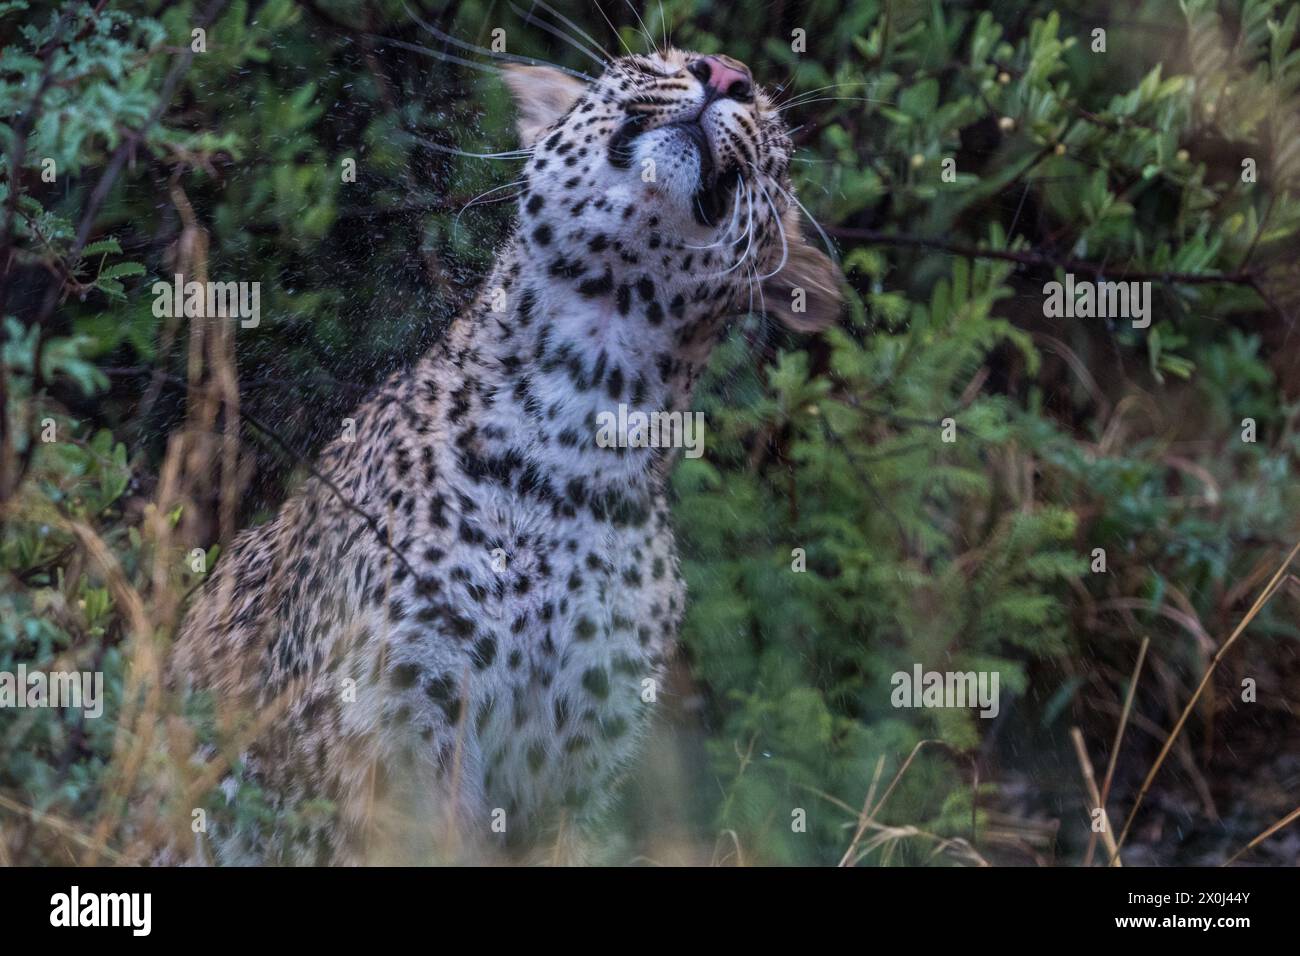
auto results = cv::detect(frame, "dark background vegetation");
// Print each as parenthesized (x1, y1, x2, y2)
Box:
(2, 0, 1299, 865)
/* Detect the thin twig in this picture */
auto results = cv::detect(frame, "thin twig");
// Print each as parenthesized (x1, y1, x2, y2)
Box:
(828, 226, 1261, 288)
(109, 366, 426, 584)
(33, 0, 230, 327)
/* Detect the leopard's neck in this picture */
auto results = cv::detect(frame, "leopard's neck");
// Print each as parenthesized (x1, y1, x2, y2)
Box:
(424, 238, 731, 499)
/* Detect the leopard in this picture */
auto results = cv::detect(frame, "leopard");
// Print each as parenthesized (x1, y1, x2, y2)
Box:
(166, 44, 844, 865)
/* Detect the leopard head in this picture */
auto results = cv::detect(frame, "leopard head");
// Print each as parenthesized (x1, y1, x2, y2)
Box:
(504, 49, 843, 334)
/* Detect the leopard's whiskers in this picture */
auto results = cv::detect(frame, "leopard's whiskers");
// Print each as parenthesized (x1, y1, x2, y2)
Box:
(405, 133, 534, 161)
(592, 0, 638, 58)
(774, 96, 887, 114)
(744, 252, 765, 320)
(403, 3, 595, 78)
(526, 0, 618, 63)
(683, 185, 746, 249)
(712, 183, 757, 278)
(753, 124, 805, 151)
(622, 0, 660, 55)
(768, 176, 837, 261)
(507, 2, 609, 70)
(772, 79, 877, 110)
(743, 256, 755, 316)
(454, 178, 529, 237)
(372, 33, 592, 82)
(747, 167, 788, 280)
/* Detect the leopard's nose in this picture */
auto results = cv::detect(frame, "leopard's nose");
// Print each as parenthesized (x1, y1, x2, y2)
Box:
(688, 55, 753, 103)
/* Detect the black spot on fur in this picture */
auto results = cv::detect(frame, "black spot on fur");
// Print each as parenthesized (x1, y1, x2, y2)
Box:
(581, 667, 610, 700)
(471, 636, 497, 669)
(578, 268, 614, 297)
(391, 663, 420, 689)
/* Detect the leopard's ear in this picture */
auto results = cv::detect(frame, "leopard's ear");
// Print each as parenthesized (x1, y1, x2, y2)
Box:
(503, 65, 587, 148)
(761, 211, 845, 332)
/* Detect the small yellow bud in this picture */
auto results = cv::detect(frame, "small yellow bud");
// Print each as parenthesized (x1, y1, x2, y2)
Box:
(997, 71, 1011, 85)
(998, 116, 1015, 132)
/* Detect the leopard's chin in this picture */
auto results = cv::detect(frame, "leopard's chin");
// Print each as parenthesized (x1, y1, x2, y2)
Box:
(653, 121, 741, 227)
(608, 116, 740, 227)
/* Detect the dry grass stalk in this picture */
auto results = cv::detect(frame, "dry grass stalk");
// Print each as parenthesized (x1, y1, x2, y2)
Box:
(838, 739, 941, 867)
(1069, 727, 1120, 867)
(1110, 541, 1300, 863)
(1223, 805, 1300, 866)
(1083, 635, 1148, 867)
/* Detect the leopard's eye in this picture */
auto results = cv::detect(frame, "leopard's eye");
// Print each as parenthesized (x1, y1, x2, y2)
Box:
(630, 59, 671, 78)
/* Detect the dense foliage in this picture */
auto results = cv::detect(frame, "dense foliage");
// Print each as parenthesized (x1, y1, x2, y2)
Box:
(2, 0, 1299, 865)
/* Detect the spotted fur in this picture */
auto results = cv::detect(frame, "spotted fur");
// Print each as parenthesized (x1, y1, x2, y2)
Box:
(169, 47, 843, 864)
